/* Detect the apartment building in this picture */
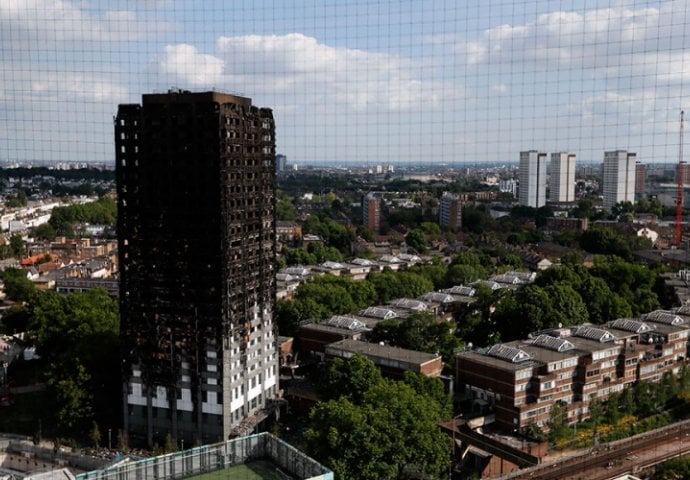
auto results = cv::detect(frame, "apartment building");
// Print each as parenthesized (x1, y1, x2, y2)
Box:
(362, 192, 382, 233)
(519, 151, 547, 208)
(439, 191, 462, 230)
(116, 91, 279, 446)
(549, 152, 576, 203)
(603, 150, 637, 210)
(456, 310, 690, 431)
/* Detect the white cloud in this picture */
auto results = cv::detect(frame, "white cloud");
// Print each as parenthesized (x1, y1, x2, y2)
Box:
(458, 1, 690, 81)
(0, 60, 129, 104)
(157, 33, 462, 112)
(160, 44, 224, 87)
(491, 84, 507, 94)
(32, 73, 129, 102)
(0, 0, 169, 44)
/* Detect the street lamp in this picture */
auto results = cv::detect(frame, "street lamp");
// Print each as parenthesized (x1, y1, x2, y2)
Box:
(108, 429, 112, 450)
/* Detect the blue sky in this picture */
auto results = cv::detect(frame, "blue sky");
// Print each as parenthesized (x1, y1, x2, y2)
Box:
(1, 0, 690, 165)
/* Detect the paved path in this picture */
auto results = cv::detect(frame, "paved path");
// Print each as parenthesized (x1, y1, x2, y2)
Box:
(10, 383, 46, 394)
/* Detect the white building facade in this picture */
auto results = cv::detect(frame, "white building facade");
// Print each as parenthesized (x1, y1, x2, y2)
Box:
(603, 150, 636, 211)
(549, 152, 576, 203)
(518, 151, 547, 208)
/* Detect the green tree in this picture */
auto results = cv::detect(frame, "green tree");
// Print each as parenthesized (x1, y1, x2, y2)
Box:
(283, 247, 317, 266)
(26, 289, 119, 431)
(560, 251, 584, 266)
(588, 394, 605, 436)
(5, 189, 28, 208)
(445, 263, 486, 286)
(48, 196, 117, 237)
(2, 267, 36, 302)
(548, 401, 569, 444)
(409, 261, 448, 290)
(356, 225, 374, 242)
(276, 196, 296, 221)
(33, 223, 57, 242)
(368, 270, 434, 303)
(534, 264, 583, 289)
(611, 201, 635, 217)
(402, 372, 452, 419)
(9, 234, 25, 258)
(306, 380, 450, 480)
(0, 305, 29, 334)
(420, 222, 441, 237)
(48, 360, 93, 430)
(572, 198, 595, 219)
(116, 429, 129, 451)
(451, 251, 484, 267)
(306, 398, 388, 479)
(89, 421, 102, 448)
(306, 242, 344, 263)
(275, 297, 328, 336)
(317, 355, 384, 403)
(654, 455, 690, 480)
(544, 283, 588, 327)
(462, 205, 494, 233)
(504, 285, 553, 339)
(164, 433, 176, 453)
(371, 312, 460, 364)
(578, 276, 632, 324)
(405, 229, 428, 253)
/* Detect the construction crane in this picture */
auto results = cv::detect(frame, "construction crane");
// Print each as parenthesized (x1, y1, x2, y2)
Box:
(677, 110, 685, 247)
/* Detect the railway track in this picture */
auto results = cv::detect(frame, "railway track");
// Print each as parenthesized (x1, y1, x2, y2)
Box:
(502, 420, 690, 480)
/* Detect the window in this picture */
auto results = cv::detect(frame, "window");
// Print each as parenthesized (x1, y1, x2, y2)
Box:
(541, 381, 555, 390)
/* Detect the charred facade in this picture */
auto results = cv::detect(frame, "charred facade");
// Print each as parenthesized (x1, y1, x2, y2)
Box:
(115, 91, 278, 446)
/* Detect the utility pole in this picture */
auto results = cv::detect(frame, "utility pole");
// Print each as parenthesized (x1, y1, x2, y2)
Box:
(677, 110, 685, 247)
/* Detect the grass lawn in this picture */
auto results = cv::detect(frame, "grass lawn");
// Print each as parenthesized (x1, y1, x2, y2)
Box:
(183, 460, 293, 480)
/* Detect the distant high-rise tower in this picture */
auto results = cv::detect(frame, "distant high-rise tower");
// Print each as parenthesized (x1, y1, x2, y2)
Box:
(603, 150, 636, 210)
(363, 193, 381, 233)
(549, 152, 576, 203)
(518, 151, 547, 208)
(439, 192, 462, 230)
(635, 161, 647, 197)
(276, 154, 287, 172)
(116, 91, 279, 446)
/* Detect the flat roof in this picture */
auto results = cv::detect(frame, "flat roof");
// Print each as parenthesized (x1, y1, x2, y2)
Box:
(507, 340, 579, 364)
(457, 350, 542, 372)
(142, 90, 253, 108)
(326, 338, 440, 365)
(298, 323, 360, 336)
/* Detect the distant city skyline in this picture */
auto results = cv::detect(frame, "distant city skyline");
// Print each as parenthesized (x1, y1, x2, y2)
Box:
(1, 1, 690, 165)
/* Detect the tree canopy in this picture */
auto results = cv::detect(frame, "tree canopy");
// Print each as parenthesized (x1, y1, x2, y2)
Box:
(25, 289, 120, 432)
(370, 312, 460, 364)
(49, 196, 116, 237)
(2, 267, 36, 302)
(307, 355, 451, 480)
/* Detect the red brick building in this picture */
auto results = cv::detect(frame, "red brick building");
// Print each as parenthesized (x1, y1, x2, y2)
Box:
(326, 338, 443, 378)
(456, 310, 690, 431)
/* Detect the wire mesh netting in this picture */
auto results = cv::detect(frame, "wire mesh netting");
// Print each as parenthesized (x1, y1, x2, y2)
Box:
(2, 0, 689, 167)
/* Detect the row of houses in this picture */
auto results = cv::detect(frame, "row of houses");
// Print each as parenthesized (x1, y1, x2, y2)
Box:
(277, 252, 537, 300)
(0, 238, 118, 295)
(281, 271, 538, 381)
(277, 254, 424, 299)
(456, 307, 690, 431)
